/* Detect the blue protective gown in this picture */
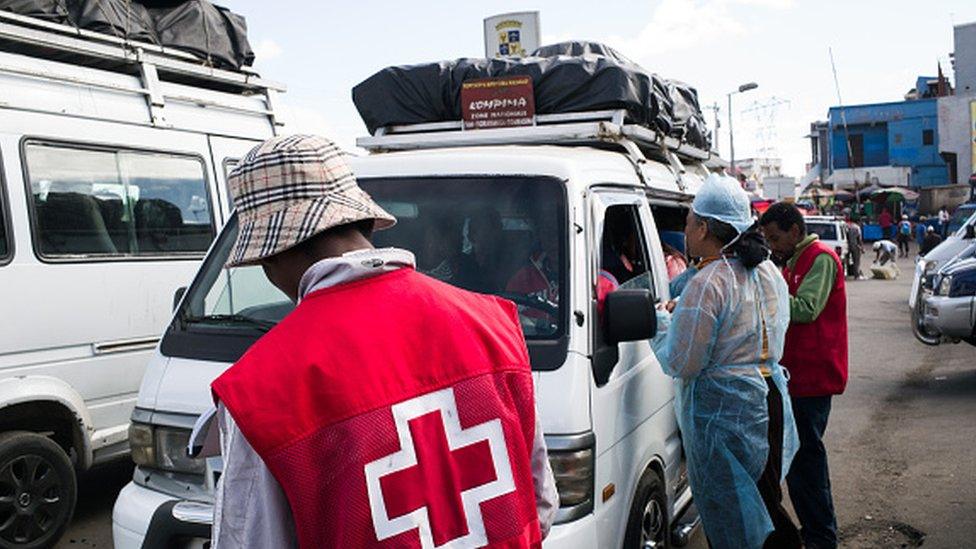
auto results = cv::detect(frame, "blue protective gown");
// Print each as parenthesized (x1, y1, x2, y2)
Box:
(653, 257, 799, 549)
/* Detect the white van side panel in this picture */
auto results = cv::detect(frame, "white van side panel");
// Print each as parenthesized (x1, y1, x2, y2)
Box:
(0, 112, 229, 457)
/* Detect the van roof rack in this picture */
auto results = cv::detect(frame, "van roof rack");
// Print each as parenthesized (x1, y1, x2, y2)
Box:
(0, 10, 284, 95)
(357, 109, 725, 166)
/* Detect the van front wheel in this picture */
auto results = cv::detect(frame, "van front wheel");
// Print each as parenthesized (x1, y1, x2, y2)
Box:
(623, 468, 670, 549)
(0, 432, 76, 549)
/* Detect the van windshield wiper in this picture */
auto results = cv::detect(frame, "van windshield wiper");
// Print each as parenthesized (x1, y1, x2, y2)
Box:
(182, 314, 275, 333)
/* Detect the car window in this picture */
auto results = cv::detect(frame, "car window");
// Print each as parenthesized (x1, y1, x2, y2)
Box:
(807, 222, 837, 241)
(24, 143, 214, 259)
(948, 207, 976, 235)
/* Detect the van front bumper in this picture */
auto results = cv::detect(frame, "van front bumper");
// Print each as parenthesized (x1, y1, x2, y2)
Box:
(113, 482, 211, 549)
(543, 514, 598, 548)
(923, 294, 975, 340)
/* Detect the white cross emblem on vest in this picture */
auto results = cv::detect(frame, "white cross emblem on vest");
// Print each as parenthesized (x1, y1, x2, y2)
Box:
(364, 387, 516, 548)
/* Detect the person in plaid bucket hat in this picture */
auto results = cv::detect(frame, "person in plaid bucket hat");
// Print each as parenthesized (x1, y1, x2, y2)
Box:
(207, 135, 557, 548)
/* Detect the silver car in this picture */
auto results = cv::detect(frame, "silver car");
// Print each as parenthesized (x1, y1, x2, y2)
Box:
(921, 253, 976, 347)
(911, 209, 976, 344)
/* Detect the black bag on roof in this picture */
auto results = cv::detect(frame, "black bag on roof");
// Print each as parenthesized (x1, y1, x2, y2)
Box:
(0, 0, 71, 23)
(353, 41, 674, 137)
(149, 0, 253, 69)
(666, 79, 711, 150)
(531, 40, 634, 62)
(69, 0, 157, 43)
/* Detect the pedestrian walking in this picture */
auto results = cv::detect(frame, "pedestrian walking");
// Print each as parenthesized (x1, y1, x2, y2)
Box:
(207, 135, 558, 549)
(915, 216, 928, 249)
(938, 206, 950, 237)
(896, 215, 912, 257)
(878, 208, 893, 240)
(920, 225, 943, 256)
(846, 219, 863, 280)
(760, 203, 848, 549)
(653, 175, 800, 549)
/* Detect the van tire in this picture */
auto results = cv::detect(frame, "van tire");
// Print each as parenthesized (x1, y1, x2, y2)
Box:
(623, 467, 670, 549)
(0, 432, 76, 549)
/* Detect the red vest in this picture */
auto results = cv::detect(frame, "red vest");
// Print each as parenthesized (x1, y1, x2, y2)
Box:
(212, 268, 542, 549)
(781, 241, 849, 397)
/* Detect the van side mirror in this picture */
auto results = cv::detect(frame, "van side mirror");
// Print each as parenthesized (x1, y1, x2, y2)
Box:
(593, 289, 657, 386)
(173, 286, 187, 312)
(605, 289, 657, 344)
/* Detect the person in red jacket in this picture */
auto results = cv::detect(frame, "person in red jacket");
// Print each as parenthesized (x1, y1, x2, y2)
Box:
(209, 135, 557, 548)
(760, 202, 848, 549)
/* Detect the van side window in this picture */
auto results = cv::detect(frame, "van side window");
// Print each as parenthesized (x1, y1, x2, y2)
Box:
(598, 204, 654, 296)
(24, 143, 214, 259)
(0, 187, 8, 262)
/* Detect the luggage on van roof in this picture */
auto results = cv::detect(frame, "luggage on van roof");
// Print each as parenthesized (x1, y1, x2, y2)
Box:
(0, 0, 254, 69)
(352, 41, 676, 138)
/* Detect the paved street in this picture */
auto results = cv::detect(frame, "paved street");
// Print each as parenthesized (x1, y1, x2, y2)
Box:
(56, 254, 975, 548)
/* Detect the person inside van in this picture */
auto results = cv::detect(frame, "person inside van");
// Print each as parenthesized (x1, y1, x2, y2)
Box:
(506, 207, 559, 323)
(652, 175, 799, 549)
(457, 208, 504, 292)
(209, 135, 558, 548)
(418, 214, 468, 283)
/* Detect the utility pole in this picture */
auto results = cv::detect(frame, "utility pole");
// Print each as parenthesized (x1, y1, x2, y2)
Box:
(728, 82, 758, 175)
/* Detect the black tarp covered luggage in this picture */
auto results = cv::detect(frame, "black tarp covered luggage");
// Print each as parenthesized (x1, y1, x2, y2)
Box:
(532, 40, 634, 63)
(667, 79, 711, 150)
(353, 41, 675, 137)
(0, 0, 71, 23)
(69, 0, 157, 43)
(150, 0, 253, 69)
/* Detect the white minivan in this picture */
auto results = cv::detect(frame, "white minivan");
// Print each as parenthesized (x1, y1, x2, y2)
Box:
(0, 11, 280, 547)
(113, 112, 713, 548)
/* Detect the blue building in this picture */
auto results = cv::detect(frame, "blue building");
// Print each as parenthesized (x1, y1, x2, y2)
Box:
(815, 75, 952, 190)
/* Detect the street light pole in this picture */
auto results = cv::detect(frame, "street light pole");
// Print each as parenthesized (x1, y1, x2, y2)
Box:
(727, 82, 758, 177)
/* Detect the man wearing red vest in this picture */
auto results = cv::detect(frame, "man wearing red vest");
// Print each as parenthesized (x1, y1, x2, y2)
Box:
(209, 135, 557, 548)
(761, 202, 848, 549)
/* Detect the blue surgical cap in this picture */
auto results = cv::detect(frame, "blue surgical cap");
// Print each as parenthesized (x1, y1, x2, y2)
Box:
(692, 174, 755, 234)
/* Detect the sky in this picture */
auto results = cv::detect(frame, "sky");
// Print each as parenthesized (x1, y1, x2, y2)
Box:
(226, 0, 976, 178)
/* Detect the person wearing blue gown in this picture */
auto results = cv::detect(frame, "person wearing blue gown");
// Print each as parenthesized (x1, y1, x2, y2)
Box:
(653, 175, 800, 549)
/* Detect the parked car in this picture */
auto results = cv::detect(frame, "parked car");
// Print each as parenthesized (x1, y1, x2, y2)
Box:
(0, 11, 281, 546)
(804, 215, 850, 269)
(910, 208, 976, 344)
(112, 111, 711, 549)
(920, 249, 976, 347)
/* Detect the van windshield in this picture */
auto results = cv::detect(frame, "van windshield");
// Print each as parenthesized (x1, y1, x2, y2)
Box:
(164, 175, 569, 369)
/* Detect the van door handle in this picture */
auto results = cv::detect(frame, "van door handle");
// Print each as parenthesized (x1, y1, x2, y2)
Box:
(92, 337, 159, 355)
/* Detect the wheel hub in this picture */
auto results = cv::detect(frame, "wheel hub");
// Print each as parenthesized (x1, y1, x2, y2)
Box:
(16, 492, 30, 508)
(640, 498, 665, 546)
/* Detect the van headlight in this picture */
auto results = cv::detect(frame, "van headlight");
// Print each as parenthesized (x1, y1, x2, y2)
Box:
(548, 448, 594, 508)
(129, 421, 206, 475)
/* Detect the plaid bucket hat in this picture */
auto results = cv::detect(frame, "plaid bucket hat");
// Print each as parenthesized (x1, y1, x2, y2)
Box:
(226, 134, 395, 267)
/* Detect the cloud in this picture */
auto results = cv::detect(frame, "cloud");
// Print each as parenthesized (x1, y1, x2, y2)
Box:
(253, 38, 283, 65)
(606, 0, 793, 60)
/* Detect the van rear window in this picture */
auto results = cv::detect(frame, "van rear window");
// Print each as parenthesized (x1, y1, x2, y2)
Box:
(24, 143, 214, 260)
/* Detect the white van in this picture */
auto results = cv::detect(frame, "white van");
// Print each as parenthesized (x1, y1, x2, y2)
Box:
(113, 111, 716, 548)
(0, 11, 280, 546)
